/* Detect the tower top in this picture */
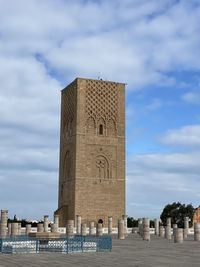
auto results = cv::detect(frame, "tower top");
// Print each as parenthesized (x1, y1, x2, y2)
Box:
(62, 77, 126, 92)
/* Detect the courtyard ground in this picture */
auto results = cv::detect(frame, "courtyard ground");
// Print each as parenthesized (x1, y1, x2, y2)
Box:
(0, 234, 199, 267)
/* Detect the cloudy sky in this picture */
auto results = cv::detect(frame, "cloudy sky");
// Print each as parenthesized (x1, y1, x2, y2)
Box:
(0, 0, 200, 221)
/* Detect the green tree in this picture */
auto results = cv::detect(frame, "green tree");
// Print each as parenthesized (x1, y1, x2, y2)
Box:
(127, 217, 138, 227)
(160, 202, 194, 227)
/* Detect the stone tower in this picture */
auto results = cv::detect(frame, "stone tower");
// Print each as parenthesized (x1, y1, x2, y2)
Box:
(55, 78, 125, 227)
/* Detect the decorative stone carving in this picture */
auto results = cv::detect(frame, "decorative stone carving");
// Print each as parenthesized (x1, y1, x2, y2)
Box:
(85, 80, 118, 136)
(96, 155, 110, 179)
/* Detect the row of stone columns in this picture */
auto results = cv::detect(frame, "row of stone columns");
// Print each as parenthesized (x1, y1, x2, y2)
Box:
(0, 212, 60, 237)
(157, 217, 197, 244)
(138, 217, 192, 244)
(75, 214, 127, 236)
(36, 214, 60, 233)
(66, 219, 104, 236)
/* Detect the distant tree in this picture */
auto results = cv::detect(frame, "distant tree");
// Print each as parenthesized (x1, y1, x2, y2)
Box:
(31, 222, 37, 227)
(127, 217, 138, 227)
(160, 202, 195, 227)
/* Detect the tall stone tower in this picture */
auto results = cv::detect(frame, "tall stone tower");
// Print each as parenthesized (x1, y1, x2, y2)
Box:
(55, 78, 125, 227)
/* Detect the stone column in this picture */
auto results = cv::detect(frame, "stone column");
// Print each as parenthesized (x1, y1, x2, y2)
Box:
(184, 217, 189, 238)
(66, 220, 74, 236)
(8, 223, 12, 236)
(173, 224, 177, 236)
(183, 228, 188, 239)
(138, 218, 143, 236)
(18, 222, 21, 236)
(154, 218, 159, 236)
(76, 215, 81, 235)
(165, 218, 171, 240)
(118, 219, 125, 240)
(51, 223, 56, 233)
(81, 223, 87, 236)
(37, 223, 44, 232)
(122, 215, 128, 235)
(11, 222, 19, 236)
(174, 228, 183, 243)
(142, 218, 150, 241)
(194, 223, 200, 241)
(108, 216, 112, 235)
(0, 210, 8, 238)
(26, 224, 31, 235)
(44, 215, 49, 232)
(167, 217, 171, 227)
(89, 221, 95, 235)
(54, 215, 59, 232)
(165, 226, 171, 240)
(96, 223, 103, 236)
(159, 226, 165, 237)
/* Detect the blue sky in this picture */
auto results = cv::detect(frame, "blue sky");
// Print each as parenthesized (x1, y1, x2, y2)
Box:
(0, 0, 200, 221)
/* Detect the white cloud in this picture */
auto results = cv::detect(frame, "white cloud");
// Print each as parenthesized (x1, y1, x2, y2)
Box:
(0, 0, 199, 89)
(182, 91, 200, 104)
(127, 152, 200, 217)
(145, 98, 162, 111)
(159, 125, 200, 148)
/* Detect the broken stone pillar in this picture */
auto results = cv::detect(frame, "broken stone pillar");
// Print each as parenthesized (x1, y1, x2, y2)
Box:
(96, 223, 103, 236)
(183, 228, 188, 239)
(174, 228, 183, 243)
(76, 215, 81, 235)
(54, 214, 59, 231)
(165, 226, 171, 240)
(118, 219, 125, 240)
(0, 210, 8, 238)
(165, 218, 171, 240)
(167, 217, 171, 227)
(44, 215, 49, 232)
(89, 221, 95, 235)
(37, 223, 44, 233)
(154, 218, 159, 236)
(51, 223, 56, 233)
(142, 218, 150, 241)
(194, 223, 200, 241)
(138, 218, 143, 236)
(81, 223, 87, 236)
(11, 222, 19, 236)
(26, 224, 31, 235)
(66, 220, 74, 236)
(108, 216, 112, 235)
(122, 215, 128, 235)
(173, 224, 177, 236)
(18, 223, 21, 235)
(184, 217, 189, 238)
(159, 226, 165, 237)
(8, 222, 12, 236)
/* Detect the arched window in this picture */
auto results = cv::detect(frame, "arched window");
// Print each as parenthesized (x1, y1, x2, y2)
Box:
(99, 124, 103, 135)
(107, 118, 116, 136)
(87, 117, 96, 134)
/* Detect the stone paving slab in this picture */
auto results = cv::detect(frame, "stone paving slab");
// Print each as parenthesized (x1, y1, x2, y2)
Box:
(0, 234, 200, 267)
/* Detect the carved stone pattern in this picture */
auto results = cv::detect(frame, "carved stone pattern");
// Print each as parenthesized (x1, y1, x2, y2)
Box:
(85, 80, 118, 123)
(96, 155, 110, 179)
(62, 82, 76, 143)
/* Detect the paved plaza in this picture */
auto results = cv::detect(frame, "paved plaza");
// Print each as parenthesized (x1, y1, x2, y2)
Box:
(0, 234, 199, 267)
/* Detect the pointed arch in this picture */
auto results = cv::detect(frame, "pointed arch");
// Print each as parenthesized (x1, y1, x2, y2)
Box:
(98, 117, 106, 136)
(96, 155, 110, 179)
(107, 118, 116, 136)
(86, 116, 96, 134)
